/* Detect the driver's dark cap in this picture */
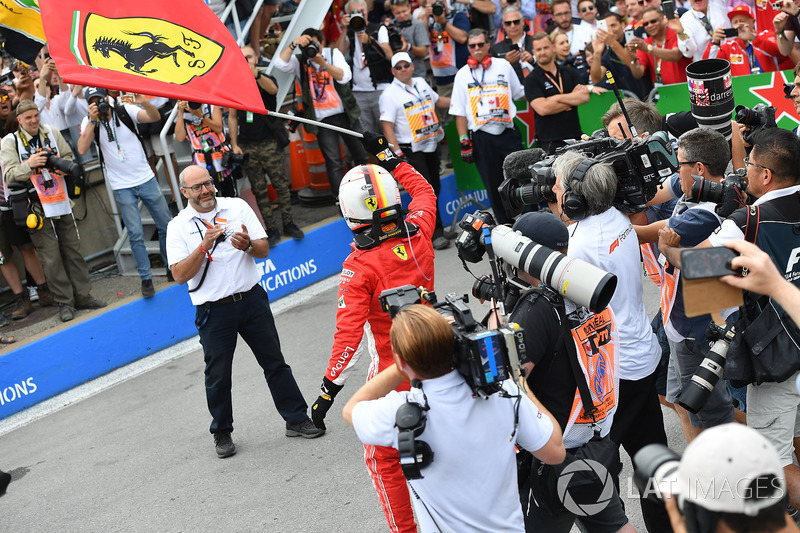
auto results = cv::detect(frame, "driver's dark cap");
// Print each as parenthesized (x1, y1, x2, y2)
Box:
(84, 87, 107, 103)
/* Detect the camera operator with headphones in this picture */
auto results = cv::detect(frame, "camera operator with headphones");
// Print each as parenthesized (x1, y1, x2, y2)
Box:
(506, 211, 632, 533)
(550, 150, 672, 532)
(659, 127, 800, 514)
(0, 99, 106, 322)
(343, 303, 565, 533)
(273, 28, 369, 197)
(309, 132, 439, 533)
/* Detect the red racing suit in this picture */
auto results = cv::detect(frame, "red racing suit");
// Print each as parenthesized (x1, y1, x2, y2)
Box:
(325, 161, 437, 533)
(702, 32, 793, 76)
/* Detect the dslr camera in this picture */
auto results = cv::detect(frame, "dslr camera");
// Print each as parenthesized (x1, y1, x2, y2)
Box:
(349, 10, 367, 32)
(96, 99, 111, 117)
(689, 169, 747, 218)
(379, 285, 527, 398)
(221, 151, 249, 170)
(455, 211, 617, 314)
(734, 104, 776, 145)
(431, 0, 446, 16)
(300, 40, 320, 60)
(31, 147, 84, 188)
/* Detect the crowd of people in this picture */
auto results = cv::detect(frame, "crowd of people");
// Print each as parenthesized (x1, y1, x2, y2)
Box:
(3, 0, 800, 532)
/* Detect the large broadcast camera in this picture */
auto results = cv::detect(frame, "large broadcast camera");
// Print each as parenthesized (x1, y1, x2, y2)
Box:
(379, 284, 527, 398)
(689, 169, 747, 218)
(499, 130, 678, 218)
(498, 74, 678, 217)
(455, 211, 617, 314)
(734, 104, 776, 145)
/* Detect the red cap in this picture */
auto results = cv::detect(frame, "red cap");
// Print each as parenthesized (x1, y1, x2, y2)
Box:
(727, 4, 754, 21)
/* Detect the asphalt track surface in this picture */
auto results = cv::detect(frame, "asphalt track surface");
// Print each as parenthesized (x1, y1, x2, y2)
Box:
(0, 241, 686, 532)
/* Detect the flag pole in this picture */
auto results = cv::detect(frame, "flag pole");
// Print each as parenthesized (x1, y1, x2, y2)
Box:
(265, 110, 364, 139)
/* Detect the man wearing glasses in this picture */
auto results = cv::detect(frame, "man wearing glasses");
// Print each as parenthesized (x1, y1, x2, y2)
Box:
(166, 165, 324, 459)
(658, 126, 800, 514)
(550, 0, 593, 55)
(491, 5, 535, 82)
(577, 0, 599, 31)
(626, 7, 693, 86)
(450, 28, 525, 224)
(634, 128, 735, 445)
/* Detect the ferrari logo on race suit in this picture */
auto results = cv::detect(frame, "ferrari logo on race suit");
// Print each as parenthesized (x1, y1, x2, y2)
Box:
(82, 15, 223, 83)
(365, 196, 378, 211)
(392, 244, 408, 260)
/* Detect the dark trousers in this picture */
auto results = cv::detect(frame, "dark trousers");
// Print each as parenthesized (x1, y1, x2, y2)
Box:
(609, 369, 673, 533)
(472, 127, 523, 224)
(401, 145, 444, 237)
(196, 284, 308, 434)
(316, 113, 369, 197)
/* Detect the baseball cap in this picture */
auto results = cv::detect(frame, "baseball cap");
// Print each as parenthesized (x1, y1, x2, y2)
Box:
(727, 5, 754, 21)
(512, 211, 569, 251)
(391, 52, 413, 68)
(84, 87, 107, 102)
(15, 99, 37, 115)
(677, 423, 786, 516)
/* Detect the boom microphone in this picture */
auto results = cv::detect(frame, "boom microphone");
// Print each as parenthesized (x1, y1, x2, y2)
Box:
(502, 148, 546, 183)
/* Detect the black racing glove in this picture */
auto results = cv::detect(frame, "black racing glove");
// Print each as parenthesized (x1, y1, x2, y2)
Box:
(361, 131, 402, 171)
(311, 377, 344, 430)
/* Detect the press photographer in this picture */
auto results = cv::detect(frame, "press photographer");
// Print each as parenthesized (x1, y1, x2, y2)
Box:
(634, 128, 740, 440)
(273, 28, 368, 197)
(0, 99, 105, 322)
(501, 212, 631, 533)
(633, 424, 798, 533)
(658, 127, 800, 511)
(343, 304, 565, 533)
(335, 0, 394, 134)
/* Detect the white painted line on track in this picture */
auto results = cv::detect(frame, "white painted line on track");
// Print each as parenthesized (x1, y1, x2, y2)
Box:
(0, 275, 340, 437)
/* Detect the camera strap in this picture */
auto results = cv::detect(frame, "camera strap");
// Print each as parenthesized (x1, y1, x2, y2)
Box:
(555, 299, 600, 425)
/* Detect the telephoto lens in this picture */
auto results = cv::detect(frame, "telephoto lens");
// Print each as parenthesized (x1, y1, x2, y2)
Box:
(678, 323, 735, 414)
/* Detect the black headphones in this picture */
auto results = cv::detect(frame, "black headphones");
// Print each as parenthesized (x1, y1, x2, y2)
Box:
(561, 157, 598, 222)
(395, 380, 434, 480)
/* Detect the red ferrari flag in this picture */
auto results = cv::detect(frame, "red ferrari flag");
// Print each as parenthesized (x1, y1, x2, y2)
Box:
(38, 0, 267, 113)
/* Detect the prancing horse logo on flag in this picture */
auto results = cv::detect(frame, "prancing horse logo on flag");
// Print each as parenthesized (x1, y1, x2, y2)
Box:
(81, 15, 223, 84)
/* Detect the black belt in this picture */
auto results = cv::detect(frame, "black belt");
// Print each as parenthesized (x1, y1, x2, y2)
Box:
(208, 284, 257, 306)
